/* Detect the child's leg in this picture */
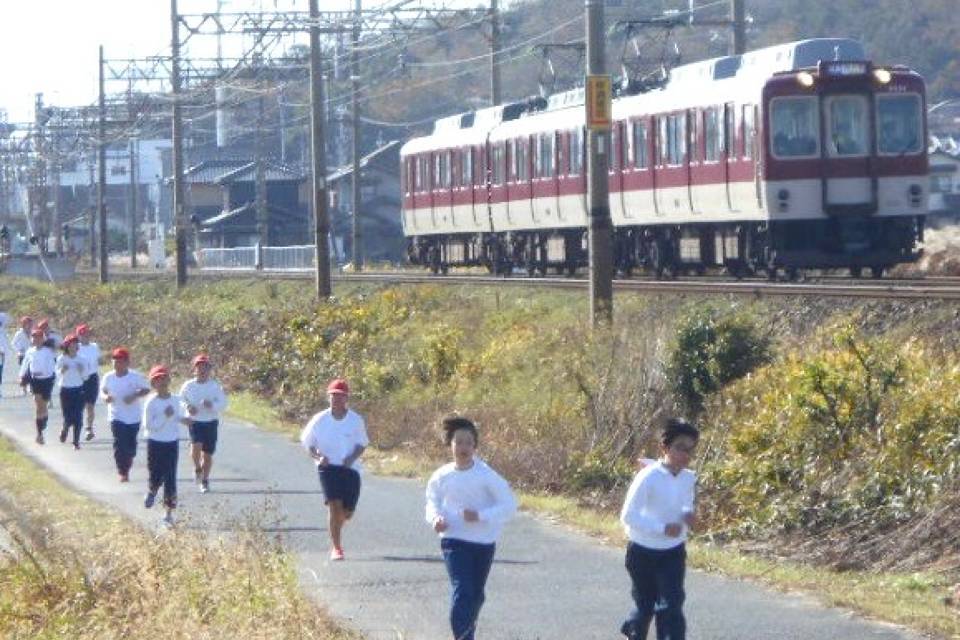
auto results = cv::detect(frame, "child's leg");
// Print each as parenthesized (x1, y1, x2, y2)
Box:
(162, 442, 178, 509)
(147, 440, 163, 493)
(652, 545, 686, 640)
(468, 542, 496, 627)
(441, 538, 485, 640)
(622, 543, 657, 639)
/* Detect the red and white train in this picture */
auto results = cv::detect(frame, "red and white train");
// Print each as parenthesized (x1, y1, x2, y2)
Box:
(400, 38, 928, 277)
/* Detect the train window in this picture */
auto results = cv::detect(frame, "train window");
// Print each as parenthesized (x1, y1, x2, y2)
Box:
(609, 126, 620, 172)
(508, 139, 517, 181)
(516, 138, 530, 181)
(461, 148, 472, 186)
(417, 156, 430, 191)
(664, 113, 687, 165)
(742, 106, 755, 160)
(620, 123, 630, 170)
(632, 121, 648, 169)
(704, 108, 721, 162)
(725, 103, 735, 156)
(770, 97, 819, 158)
(535, 133, 555, 178)
(658, 116, 668, 165)
(491, 144, 505, 185)
(826, 95, 869, 157)
(569, 128, 584, 175)
(689, 111, 700, 163)
(877, 94, 922, 155)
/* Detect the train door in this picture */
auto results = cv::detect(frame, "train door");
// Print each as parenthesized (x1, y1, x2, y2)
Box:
(723, 103, 735, 212)
(822, 93, 873, 212)
(690, 107, 723, 216)
(686, 109, 697, 214)
(507, 136, 534, 228)
(435, 149, 454, 230)
(621, 118, 655, 219)
(608, 121, 627, 224)
(488, 141, 508, 230)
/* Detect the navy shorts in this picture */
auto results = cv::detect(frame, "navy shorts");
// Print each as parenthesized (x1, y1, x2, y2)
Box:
(318, 465, 361, 513)
(29, 376, 55, 401)
(188, 419, 219, 455)
(82, 373, 99, 405)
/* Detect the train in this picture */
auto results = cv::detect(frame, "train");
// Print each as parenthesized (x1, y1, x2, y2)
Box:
(399, 38, 928, 278)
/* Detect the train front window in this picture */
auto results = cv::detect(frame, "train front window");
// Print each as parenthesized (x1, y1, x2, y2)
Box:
(877, 94, 922, 155)
(770, 97, 819, 158)
(826, 95, 869, 157)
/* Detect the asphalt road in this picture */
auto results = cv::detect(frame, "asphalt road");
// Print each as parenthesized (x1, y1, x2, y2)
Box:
(0, 378, 923, 640)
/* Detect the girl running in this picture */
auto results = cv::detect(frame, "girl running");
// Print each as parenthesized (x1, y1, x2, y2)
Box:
(18, 328, 56, 444)
(76, 324, 101, 441)
(56, 335, 88, 450)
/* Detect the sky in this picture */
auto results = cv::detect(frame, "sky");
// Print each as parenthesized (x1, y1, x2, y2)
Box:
(0, 0, 499, 123)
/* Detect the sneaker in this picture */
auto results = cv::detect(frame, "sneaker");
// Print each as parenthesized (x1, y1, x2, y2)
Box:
(84, 429, 95, 441)
(59, 427, 68, 443)
(162, 512, 175, 527)
(73, 443, 81, 451)
(118, 473, 129, 483)
(144, 491, 157, 509)
(329, 547, 344, 561)
(199, 480, 210, 494)
(35, 433, 44, 445)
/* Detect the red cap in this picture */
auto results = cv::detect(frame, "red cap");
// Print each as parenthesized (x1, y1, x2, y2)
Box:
(30, 328, 44, 338)
(37, 319, 49, 331)
(111, 347, 130, 360)
(75, 324, 90, 335)
(192, 354, 211, 368)
(20, 315, 32, 325)
(148, 365, 170, 381)
(327, 378, 349, 395)
(62, 334, 78, 347)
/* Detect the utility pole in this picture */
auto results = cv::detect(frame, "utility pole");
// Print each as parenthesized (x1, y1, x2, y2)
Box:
(88, 156, 96, 267)
(98, 46, 109, 283)
(129, 137, 138, 268)
(310, 0, 332, 298)
(489, 0, 501, 106)
(731, 0, 746, 55)
(351, 0, 362, 271)
(171, 0, 188, 287)
(52, 129, 62, 256)
(255, 80, 268, 254)
(585, 0, 613, 326)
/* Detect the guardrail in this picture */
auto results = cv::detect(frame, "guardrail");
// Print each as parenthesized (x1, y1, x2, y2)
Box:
(198, 244, 316, 271)
(198, 246, 257, 270)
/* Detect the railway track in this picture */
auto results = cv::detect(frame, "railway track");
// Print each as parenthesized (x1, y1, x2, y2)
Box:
(81, 267, 960, 301)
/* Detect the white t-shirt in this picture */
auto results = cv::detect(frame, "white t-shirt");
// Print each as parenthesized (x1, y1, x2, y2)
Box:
(179, 378, 228, 422)
(56, 354, 88, 389)
(100, 370, 150, 424)
(11, 329, 30, 357)
(425, 458, 517, 545)
(19, 346, 56, 379)
(620, 461, 697, 550)
(77, 342, 101, 380)
(143, 393, 185, 442)
(299, 408, 369, 471)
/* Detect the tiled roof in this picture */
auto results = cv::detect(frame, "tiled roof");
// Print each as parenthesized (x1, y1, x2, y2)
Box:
(215, 162, 305, 184)
(182, 159, 250, 184)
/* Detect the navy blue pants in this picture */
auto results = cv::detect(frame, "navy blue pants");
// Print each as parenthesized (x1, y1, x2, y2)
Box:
(111, 420, 140, 476)
(147, 439, 179, 508)
(622, 542, 686, 640)
(441, 537, 496, 640)
(59, 386, 85, 446)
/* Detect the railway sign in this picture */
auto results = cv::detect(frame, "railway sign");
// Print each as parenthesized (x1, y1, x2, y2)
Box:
(586, 74, 612, 130)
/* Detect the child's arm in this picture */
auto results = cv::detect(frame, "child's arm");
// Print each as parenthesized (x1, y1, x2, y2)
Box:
(681, 475, 697, 530)
(477, 471, 517, 524)
(425, 472, 449, 532)
(620, 473, 668, 536)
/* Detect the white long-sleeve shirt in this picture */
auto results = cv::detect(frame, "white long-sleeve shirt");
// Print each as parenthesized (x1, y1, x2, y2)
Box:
(11, 329, 31, 357)
(143, 393, 186, 442)
(179, 378, 228, 422)
(77, 342, 101, 380)
(425, 458, 517, 545)
(620, 461, 696, 550)
(100, 370, 150, 424)
(19, 346, 56, 380)
(299, 408, 369, 471)
(56, 354, 88, 389)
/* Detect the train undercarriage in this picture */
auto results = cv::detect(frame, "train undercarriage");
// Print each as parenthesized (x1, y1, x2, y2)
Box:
(407, 215, 925, 279)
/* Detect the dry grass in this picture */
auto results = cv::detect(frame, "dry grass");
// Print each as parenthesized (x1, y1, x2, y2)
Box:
(0, 436, 358, 640)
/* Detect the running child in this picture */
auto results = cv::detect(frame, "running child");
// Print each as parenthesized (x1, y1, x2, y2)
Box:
(56, 334, 88, 449)
(619, 418, 699, 640)
(100, 347, 150, 482)
(299, 378, 369, 561)
(18, 328, 56, 444)
(0, 312, 11, 395)
(425, 416, 517, 640)
(76, 324, 101, 441)
(143, 365, 192, 526)
(12, 316, 32, 395)
(179, 353, 228, 493)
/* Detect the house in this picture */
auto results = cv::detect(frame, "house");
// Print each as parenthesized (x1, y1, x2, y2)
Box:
(930, 150, 960, 222)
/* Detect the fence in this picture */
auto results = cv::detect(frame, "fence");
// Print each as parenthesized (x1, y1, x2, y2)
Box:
(198, 244, 316, 271)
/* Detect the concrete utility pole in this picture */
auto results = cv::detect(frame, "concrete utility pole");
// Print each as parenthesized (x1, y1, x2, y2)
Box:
(731, 0, 746, 55)
(489, 0, 501, 106)
(98, 46, 109, 283)
(255, 82, 268, 255)
(52, 129, 62, 256)
(351, 0, 363, 271)
(128, 137, 138, 268)
(88, 158, 96, 266)
(585, 0, 613, 327)
(171, 0, 188, 287)
(310, 0, 332, 298)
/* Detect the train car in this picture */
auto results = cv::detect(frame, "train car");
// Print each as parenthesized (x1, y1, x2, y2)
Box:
(400, 38, 928, 277)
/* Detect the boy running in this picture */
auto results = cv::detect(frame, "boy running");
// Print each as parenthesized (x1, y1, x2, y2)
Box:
(12, 316, 32, 395)
(56, 335, 88, 449)
(143, 365, 192, 526)
(425, 416, 517, 640)
(300, 378, 369, 561)
(619, 418, 699, 640)
(179, 353, 228, 493)
(18, 328, 56, 444)
(76, 324, 101, 441)
(100, 347, 150, 482)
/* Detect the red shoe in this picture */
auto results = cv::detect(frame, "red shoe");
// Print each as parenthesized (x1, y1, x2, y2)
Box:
(329, 547, 344, 561)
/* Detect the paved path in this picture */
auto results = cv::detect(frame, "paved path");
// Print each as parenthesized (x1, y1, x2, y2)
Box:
(0, 380, 922, 640)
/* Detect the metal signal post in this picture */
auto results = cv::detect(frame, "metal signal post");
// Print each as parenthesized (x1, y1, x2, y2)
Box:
(585, 0, 613, 327)
(310, 0, 332, 299)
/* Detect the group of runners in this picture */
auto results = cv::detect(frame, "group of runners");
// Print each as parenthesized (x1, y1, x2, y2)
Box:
(4, 313, 700, 640)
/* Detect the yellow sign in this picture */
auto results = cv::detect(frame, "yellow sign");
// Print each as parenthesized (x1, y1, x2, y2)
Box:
(586, 75, 612, 130)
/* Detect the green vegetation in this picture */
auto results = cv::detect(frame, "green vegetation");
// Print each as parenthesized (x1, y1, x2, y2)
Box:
(0, 435, 356, 640)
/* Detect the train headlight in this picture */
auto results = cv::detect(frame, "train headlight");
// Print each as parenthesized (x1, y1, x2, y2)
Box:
(872, 68, 892, 85)
(797, 72, 815, 88)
